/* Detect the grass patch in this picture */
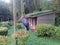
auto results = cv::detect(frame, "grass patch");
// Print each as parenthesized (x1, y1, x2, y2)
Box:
(26, 30, 60, 45)
(8, 26, 60, 45)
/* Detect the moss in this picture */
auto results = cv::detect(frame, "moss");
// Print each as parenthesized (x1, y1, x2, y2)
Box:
(26, 10, 52, 16)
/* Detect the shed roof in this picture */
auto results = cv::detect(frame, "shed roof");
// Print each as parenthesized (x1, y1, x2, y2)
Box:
(25, 10, 54, 18)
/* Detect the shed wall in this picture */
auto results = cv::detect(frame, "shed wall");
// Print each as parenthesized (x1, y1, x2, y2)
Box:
(37, 13, 55, 25)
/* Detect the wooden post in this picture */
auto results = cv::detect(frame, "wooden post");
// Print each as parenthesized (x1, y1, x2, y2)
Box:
(13, 0, 18, 45)
(13, 0, 17, 33)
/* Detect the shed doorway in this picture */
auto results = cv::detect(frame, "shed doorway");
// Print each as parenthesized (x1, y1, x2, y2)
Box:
(28, 17, 37, 31)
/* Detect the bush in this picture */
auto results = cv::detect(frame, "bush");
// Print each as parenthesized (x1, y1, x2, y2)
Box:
(0, 36, 10, 45)
(55, 13, 60, 26)
(8, 22, 13, 26)
(55, 26, 60, 37)
(17, 23, 25, 29)
(0, 27, 8, 36)
(35, 24, 56, 37)
(0, 22, 2, 26)
(0, 22, 13, 28)
(0, 22, 9, 28)
(12, 30, 30, 45)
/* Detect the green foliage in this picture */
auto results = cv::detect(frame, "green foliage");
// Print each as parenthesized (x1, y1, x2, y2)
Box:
(39, 0, 52, 10)
(0, 27, 8, 36)
(55, 13, 60, 26)
(26, 10, 52, 16)
(0, 22, 13, 28)
(3, 22, 13, 27)
(55, 26, 60, 37)
(12, 30, 30, 45)
(0, 36, 10, 45)
(8, 22, 13, 26)
(9, 26, 60, 45)
(1, 22, 10, 28)
(17, 23, 25, 29)
(26, 30, 60, 45)
(51, 0, 60, 13)
(35, 24, 56, 37)
(0, 22, 2, 26)
(8, 26, 60, 45)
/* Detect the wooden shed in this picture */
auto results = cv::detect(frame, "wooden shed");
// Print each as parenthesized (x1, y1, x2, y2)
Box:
(25, 10, 55, 31)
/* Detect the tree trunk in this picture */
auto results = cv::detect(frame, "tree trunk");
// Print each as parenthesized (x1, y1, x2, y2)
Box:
(13, 0, 17, 33)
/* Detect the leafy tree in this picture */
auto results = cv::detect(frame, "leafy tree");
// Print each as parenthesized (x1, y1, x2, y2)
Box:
(51, 0, 60, 26)
(51, 0, 60, 13)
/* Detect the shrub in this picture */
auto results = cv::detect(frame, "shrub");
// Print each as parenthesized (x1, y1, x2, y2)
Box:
(8, 22, 13, 26)
(35, 24, 56, 37)
(55, 13, 60, 26)
(0, 27, 8, 36)
(0, 36, 10, 45)
(0, 22, 2, 26)
(55, 26, 60, 37)
(1, 22, 10, 28)
(0, 22, 13, 28)
(17, 23, 25, 29)
(12, 30, 30, 45)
